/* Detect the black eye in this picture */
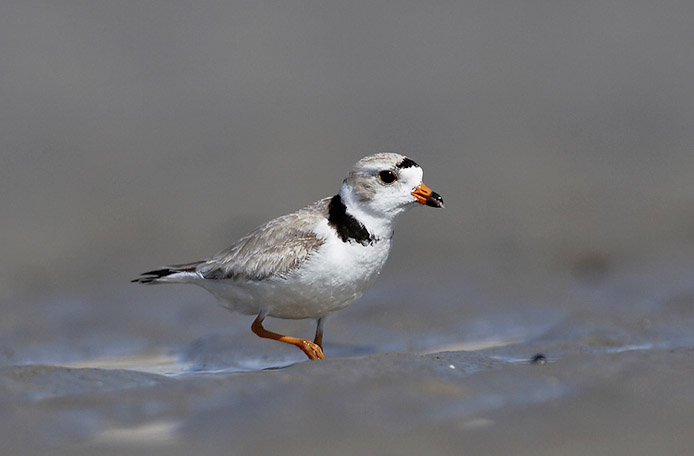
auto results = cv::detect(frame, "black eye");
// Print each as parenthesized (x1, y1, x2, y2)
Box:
(378, 170, 397, 184)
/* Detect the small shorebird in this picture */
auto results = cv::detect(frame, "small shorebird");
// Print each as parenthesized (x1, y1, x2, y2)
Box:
(133, 153, 443, 359)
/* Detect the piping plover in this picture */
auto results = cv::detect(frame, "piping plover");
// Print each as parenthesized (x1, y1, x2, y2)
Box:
(133, 153, 443, 360)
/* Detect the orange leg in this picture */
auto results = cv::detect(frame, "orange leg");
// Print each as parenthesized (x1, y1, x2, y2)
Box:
(314, 317, 325, 348)
(251, 313, 325, 360)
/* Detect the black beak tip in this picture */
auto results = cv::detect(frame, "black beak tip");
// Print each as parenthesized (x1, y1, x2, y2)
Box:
(426, 191, 444, 208)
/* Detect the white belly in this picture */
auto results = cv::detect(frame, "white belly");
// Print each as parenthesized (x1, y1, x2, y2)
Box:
(197, 235, 392, 319)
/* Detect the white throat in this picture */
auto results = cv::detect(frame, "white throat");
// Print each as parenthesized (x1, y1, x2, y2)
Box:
(338, 184, 402, 240)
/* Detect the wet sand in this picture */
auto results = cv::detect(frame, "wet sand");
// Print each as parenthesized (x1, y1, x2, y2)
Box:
(3, 254, 694, 456)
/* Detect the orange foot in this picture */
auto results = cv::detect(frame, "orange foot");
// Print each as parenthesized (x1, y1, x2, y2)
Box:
(251, 314, 327, 360)
(297, 339, 326, 360)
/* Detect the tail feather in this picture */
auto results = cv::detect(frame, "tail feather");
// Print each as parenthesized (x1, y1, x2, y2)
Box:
(131, 262, 201, 284)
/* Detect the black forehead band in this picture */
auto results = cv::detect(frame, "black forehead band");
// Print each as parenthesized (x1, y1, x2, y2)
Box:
(395, 157, 418, 169)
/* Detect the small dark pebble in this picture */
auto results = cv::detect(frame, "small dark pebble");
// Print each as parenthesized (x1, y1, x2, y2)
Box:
(531, 353, 547, 364)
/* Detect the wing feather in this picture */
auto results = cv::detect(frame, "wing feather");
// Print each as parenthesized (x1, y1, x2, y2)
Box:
(196, 198, 330, 281)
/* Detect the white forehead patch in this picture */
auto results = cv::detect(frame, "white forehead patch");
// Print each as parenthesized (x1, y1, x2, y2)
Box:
(398, 165, 423, 188)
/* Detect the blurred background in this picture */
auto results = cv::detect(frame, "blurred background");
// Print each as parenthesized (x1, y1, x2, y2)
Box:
(3, 2, 694, 454)
(2, 0, 693, 303)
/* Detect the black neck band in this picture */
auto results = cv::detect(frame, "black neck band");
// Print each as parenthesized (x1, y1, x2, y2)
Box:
(328, 194, 374, 245)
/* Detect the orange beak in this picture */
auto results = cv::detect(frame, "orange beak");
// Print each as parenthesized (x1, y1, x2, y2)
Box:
(412, 183, 444, 208)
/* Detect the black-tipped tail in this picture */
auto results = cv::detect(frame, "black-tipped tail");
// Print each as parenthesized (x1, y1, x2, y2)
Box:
(131, 263, 200, 284)
(131, 268, 176, 284)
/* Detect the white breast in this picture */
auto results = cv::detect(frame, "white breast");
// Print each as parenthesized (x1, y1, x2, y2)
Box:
(266, 219, 392, 318)
(198, 219, 392, 319)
